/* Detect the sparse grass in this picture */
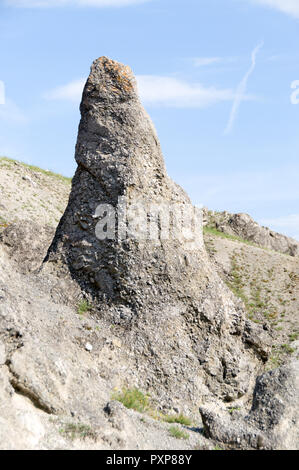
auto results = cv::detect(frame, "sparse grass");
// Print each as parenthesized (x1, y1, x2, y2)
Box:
(281, 344, 295, 355)
(204, 226, 259, 248)
(228, 406, 241, 414)
(162, 413, 192, 426)
(0, 215, 9, 227)
(269, 342, 296, 369)
(269, 352, 281, 369)
(112, 388, 194, 428)
(169, 426, 189, 440)
(77, 299, 92, 316)
(289, 332, 299, 342)
(226, 254, 251, 313)
(204, 225, 292, 257)
(59, 422, 97, 441)
(0, 156, 72, 185)
(225, 252, 282, 325)
(112, 388, 151, 413)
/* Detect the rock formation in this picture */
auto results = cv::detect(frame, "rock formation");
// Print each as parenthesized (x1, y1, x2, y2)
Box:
(44, 57, 269, 406)
(45, 56, 205, 310)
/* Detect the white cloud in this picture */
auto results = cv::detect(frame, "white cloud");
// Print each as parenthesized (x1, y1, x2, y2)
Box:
(248, 0, 299, 18)
(224, 41, 263, 135)
(136, 75, 235, 108)
(193, 57, 223, 67)
(193, 57, 237, 68)
(260, 214, 299, 240)
(0, 81, 5, 105)
(5, 0, 149, 7)
(44, 79, 86, 102)
(0, 98, 27, 124)
(44, 75, 236, 108)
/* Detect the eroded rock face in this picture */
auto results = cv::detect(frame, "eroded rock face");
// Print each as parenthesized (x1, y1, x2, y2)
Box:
(44, 57, 268, 405)
(200, 342, 299, 450)
(0, 221, 55, 274)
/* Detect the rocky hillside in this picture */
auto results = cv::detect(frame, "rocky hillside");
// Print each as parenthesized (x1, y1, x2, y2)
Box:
(203, 209, 299, 257)
(0, 157, 70, 228)
(1, 157, 297, 367)
(204, 228, 299, 368)
(0, 58, 298, 451)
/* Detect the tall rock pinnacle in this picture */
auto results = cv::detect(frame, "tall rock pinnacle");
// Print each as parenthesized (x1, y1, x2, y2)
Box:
(44, 57, 269, 403)
(45, 56, 204, 308)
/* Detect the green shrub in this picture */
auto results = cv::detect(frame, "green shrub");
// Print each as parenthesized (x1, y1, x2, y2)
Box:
(169, 426, 189, 440)
(162, 413, 192, 426)
(77, 299, 92, 315)
(112, 388, 150, 413)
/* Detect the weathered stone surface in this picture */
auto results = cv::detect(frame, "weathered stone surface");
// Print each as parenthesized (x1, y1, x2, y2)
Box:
(200, 342, 299, 450)
(0, 240, 212, 450)
(1, 221, 55, 274)
(0, 341, 6, 365)
(43, 57, 268, 405)
(204, 209, 299, 257)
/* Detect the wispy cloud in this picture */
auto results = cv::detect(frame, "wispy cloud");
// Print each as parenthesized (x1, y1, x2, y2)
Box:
(0, 98, 27, 124)
(137, 75, 235, 108)
(193, 57, 223, 67)
(44, 75, 236, 108)
(44, 79, 86, 102)
(4, 0, 150, 7)
(248, 0, 299, 19)
(224, 41, 263, 135)
(0, 81, 5, 105)
(193, 57, 236, 68)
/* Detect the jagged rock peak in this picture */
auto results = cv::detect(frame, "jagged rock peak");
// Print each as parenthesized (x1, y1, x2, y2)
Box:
(86, 56, 138, 98)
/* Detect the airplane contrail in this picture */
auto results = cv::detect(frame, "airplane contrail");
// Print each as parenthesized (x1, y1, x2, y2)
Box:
(224, 41, 264, 135)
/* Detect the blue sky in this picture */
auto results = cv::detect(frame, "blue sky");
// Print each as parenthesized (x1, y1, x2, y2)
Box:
(0, 0, 299, 239)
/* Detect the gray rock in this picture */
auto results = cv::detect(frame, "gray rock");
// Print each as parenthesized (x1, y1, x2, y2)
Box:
(44, 57, 268, 404)
(0, 342, 6, 365)
(1, 221, 55, 274)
